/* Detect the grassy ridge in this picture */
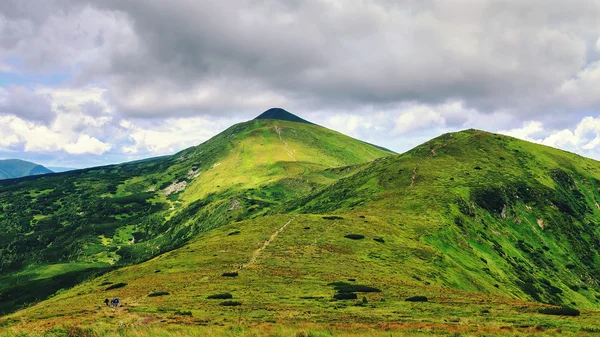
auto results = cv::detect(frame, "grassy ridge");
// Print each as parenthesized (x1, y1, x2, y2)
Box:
(4, 126, 600, 335)
(0, 118, 391, 316)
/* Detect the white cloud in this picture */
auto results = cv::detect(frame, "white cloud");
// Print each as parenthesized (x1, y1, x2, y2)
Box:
(499, 116, 600, 160)
(558, 61, 600, 108)
(498, 121, 545, 141)
(64, 134, 111, 155)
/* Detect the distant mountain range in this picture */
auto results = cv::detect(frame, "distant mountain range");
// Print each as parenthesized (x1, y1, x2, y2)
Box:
(0, 159, 53, 180)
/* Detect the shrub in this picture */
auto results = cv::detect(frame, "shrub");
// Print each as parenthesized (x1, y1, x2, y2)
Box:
(322, 216, 343, 220)
(220, 300, 242, 306)
(405, 296, 428, 302)
(148, 291, 170, 297)
(174, 310, 193, 316)
(329, 282, 381, 293)
(373, 237, 385, 243)
(566, 264, 576, 269)
(538, 306, 580, 316)
(344, 234, 365, 240)
(207, 293, 233, 299)
(227, 230, 241, 236)
(222, 272, 238, 277)
(105, 283, 127, 291)
(333, 292, 358, 300)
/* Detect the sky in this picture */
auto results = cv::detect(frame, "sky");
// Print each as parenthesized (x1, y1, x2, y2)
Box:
(0, 0, 600, 168)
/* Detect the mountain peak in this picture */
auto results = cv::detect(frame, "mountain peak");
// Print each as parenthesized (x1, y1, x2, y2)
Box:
(254, 108, 313, 124)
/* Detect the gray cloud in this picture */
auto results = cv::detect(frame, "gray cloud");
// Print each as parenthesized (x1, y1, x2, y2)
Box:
(1, 0, 600, 164)
(0, 85, 56, 124)
(76, 0, 600, 122)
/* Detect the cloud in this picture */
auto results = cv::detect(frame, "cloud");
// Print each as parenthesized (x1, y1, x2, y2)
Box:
(2, 0, 598, 123)
(64, 134, 110, 155)
(498, 121, 545, 142)
(0, 85, 56, 124)
(2, 0, 600, 166)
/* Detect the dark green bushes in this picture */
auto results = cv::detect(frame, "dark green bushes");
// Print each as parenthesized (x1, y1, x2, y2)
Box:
(222, 272, 238, 277)
(105, 283, 127, 291)
(344, 234, 365, 240)
(405, 296, 428, 302)
(329, 282, 381, 293)
(207, 293, 233, 299)
(373, 237, 385, 243)
(227, 230, 241, 236)
(322, 216, 343, 220)
(538, 306, 580, 316)
(220, 300, 242, 306)
(175, 310, 193, 316)
(333, 293, 357, 300)
(472, 187, 505, 214)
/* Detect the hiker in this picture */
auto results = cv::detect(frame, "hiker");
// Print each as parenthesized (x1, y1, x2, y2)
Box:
(111, 297, 120, 307)
(104, 298, 109, 306)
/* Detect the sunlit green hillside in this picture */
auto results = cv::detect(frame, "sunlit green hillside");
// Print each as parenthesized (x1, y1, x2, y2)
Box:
(3, 117, 600, 336)
(0, 110, 391, 316)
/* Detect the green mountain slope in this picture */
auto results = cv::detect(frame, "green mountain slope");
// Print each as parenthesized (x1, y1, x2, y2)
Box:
(0, 159, 53, 180)
(292, 129, 600, 307)
(0, 111, 392, 316)
(4, 124, 600, 336)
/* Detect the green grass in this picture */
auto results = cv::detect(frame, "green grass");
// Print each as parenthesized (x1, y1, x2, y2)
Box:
(4, 124, 600, 335)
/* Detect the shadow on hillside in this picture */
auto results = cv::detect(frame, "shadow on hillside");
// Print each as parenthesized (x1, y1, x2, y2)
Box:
(0, 267, 108, 316)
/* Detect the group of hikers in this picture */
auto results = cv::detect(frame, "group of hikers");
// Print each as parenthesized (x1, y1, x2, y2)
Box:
(104, 297, 120, 307)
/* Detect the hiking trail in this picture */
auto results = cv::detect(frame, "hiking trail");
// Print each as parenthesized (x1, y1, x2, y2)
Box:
(244, 216, 297, 268)
(275, 125, 296, 161)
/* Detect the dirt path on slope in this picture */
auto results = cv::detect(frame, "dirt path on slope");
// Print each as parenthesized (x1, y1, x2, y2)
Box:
(409, 139, 458, 189)
(244, 216, 297, 268)
(275, 125, 297, 162)
(410, 166, 418, 189)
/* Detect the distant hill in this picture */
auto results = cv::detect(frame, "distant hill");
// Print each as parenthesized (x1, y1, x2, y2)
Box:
(0, 159, 53, 180)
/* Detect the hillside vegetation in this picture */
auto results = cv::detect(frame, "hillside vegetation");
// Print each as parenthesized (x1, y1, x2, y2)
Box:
(0, 113, 391, 316)
(2, 114, 600, 335)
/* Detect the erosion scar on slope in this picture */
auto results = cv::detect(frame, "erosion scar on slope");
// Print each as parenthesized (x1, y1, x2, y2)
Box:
(244, 216, 297, 268)
(275, 125, 297, 162)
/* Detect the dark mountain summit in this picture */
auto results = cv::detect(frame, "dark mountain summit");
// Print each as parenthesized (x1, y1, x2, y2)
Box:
(254, 108, 314, 124)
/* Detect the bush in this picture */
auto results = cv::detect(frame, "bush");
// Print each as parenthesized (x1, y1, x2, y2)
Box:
(373, 237, 385, 243)
(207, 293, 233, 299)
(227, 230, 241, 236)
(538, 306, 580, 316)
(220, 300, 242, 306)
(333, 292, 358, 300)
(329, 282, 381, 293)
(566, 264, 576, 269)
(105, 283, 127, 291)
(344, 234, 365, 240)
(405, 296, 428, 302)
(148, 291, 170, 297)
(322, 216, 343, 220)
(174, 310, 193, 316)
(222, 272, 238, 277)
